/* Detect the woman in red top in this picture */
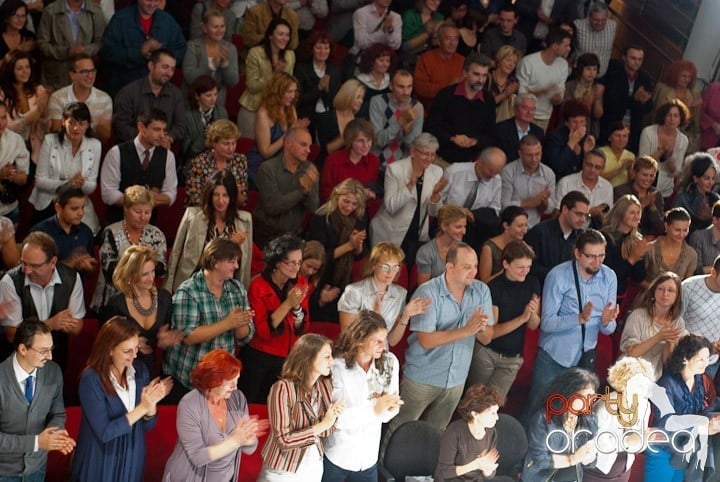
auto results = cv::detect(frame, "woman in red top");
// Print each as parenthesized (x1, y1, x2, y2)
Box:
(239, 233, 310, 403)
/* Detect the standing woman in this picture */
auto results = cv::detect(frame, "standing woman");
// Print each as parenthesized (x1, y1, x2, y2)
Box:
(0, 50, 49, 165)
(237, 18, 295, 140)
(162, 349, 270, 482)
(258, 333, 344, 481)
(673, 152, 720, 232)
(599, 121, 634, 188)
(316, 79, 366, 163)
(239, 234, 310, 404)
(652, 60, 702, 153)
(71, 316, 172, 482)
(401, 0, 443, 61)
(416, 204, 467, 285)
(645, 207, 698, 283)
(490, 45, 521, 123)
(29, 102, 101, 231)
(306, 178, 368, 322)
(478, 206, 528, 283)
(0, 99, 29, 225)
(167, 170, 252, 292)
(183, 9, 239, 109)
(323, 310, 402, 480)
(182, 75, 229, 164)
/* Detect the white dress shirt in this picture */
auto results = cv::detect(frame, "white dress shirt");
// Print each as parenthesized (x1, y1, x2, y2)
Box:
(110, 364, 136, 412)
(441, 162, 502, 214)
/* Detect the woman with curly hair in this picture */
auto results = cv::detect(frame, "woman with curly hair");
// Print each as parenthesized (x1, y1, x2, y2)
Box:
(239, 233, 310, 403)
(324, 310, 402, 480)
(652, 59, 701, 152)
(355, 43, 396, 119)
(247, 72, 309, 179)
(563, 53, 604, 138)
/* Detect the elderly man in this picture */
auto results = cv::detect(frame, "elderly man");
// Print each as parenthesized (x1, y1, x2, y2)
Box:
(414, 24, 465, 113)
(554, 150, 614, 229)
(574, 1, 616, 77)
(492, 93, 544, 161)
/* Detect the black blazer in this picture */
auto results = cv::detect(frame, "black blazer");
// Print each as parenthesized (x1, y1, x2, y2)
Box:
(492, 118, 545, 162)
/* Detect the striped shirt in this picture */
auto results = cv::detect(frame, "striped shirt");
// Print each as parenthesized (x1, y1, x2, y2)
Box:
(574, 18, 617, 77)
(48, 85, 113, 130)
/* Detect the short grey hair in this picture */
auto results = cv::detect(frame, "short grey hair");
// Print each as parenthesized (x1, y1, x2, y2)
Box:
(412, 132, 439, 151)
(587, 1, 609, 16)
(514, 93, 537, 108)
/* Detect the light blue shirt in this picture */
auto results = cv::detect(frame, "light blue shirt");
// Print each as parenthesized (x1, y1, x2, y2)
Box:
(65, 1, 85, 42)
(404, 275, 493, 389)
(540, 260, 617, 367)
(440, 162, 502, 214)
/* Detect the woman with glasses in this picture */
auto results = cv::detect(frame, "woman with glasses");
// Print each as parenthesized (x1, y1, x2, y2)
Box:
(239, 234, 310, 404)
(673, 152, 720, 233)
(29, 102, 100, 230)
(306, 179, 368, 322)
(338, 242, 429, 347)
(645, 207, 698, 283)
(478, 206, 528, 283)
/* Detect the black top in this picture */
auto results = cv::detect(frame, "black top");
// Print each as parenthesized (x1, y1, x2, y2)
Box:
(491, 117, 545, 162)
(525, 217, 581, 285)
(544, 125, 586, 180)
(601, 230, 646, 296)
(294, 62, 342, 121)
(31, 215, 94, 262)
(488, 273, 541, 356)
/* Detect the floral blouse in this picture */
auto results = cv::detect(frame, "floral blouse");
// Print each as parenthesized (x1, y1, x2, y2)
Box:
(184, 149, 249, 207)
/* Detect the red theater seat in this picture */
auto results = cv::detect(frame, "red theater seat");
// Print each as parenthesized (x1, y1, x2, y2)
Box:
(155, 187, 187, 244)
(306, 321, 341, 341)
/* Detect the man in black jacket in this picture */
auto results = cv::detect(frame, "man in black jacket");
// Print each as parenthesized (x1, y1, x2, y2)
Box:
(492, 93, 544, 162)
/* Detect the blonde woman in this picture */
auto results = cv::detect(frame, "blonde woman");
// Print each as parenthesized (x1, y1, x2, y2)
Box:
(416, 204, 467, 285)
(490, 45, 521, 123)
(316, 79, 366, 159)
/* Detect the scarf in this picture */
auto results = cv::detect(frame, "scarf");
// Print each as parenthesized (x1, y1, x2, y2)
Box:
(328, 209, 356, 288)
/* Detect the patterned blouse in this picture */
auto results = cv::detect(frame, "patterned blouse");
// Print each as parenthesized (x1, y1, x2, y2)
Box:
(185, 149, 249, 207)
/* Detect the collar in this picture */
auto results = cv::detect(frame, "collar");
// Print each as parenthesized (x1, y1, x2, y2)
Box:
(24, 268, 62, 289)
(140, 76, 168, 97)
(12, 353, 36, 383)
(65, 0, 84, 13)
(52, 214, 79, 235)
(625, 68, 638, 82)
(515, 120, 530, 135)
(453, 82, 485, 101)
(341, 150, 369, 167)
(110, 363, 136, 388)
(133, 136, 154, 155)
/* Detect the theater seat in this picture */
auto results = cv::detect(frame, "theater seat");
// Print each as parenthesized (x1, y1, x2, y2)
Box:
(306, 321, 341, 341)
(236, 137, 256, 156)
(46, 405, 81, 480)
(239, 403, 269, 481)
(64, 318, 100, 405)
(154, 187, 187, 244)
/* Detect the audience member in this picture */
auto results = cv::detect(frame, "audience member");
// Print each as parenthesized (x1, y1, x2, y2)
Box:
(300, 240, 332, 308)
(689, 202, 720, 274)
(701, 81, 720, 150)
(370, 133, 445, 266)
(455, 7, 486, 57)
(0, 100, 29, 224)
(48, 54, 112, 144)
(254, 126, 319, 246)
(681, 256, 720, 357)
(113, 48, 187, 146)
(99, 0, 186, 97)
(638, 99, 690, 200)
(382, 243, 493, 453)
(645, 207, 697, 282)
(0, 0, 36, 60)
(167, 170, 252, 292)
(350, 0, 401, 55)
(489, 45, 521, 123)
(613, 155, 664, 237)
(573, 1, 616, 77)
(370, 69, 423, 167)
(652, 59, 702, 153)
(30, 102, 101, 231)
(401, 0, 443, 62)
(37, 0, 106, 90)
(182, 75, 230, 164)
(563, 53, 603, 138)
(621, 272, 686, 381)
(316, 79, 366, 162)
(413, 23, 464, 113)
(0, 216, 18, 276)
(92, 185, 167, 316)
(426, 53, 496, 164)
(338, 242, 429, 346)
(470, 240, 540, 397)
(162, 349, 268, 481)
(673, 152, 720, 232)
(554, 149, 613, 228)
(287, 0, 327, 36)
(516, 0, 578, 44)
(163, 238, 255, 403)
(355, 43, 395, 119)
(237, 18, 295, 140)
(500, 134, 555, 228)
(100, 109, 178, 224)
(478, 206, 528, 283)
(545, 100, 596, 179)
(183, 9, 239, 111)
(0, 320, 75, 480)
(189, 0, 240, 40)
(306, 179, 368, 322)
(326, 0, 365, 46)
(599, 121, 633, 188)
(258, 333, 341, 480)
(491, 93, 544, 162)
(185, 119, 247, 208)
(0, 232, 85, 371)
(71, 316, 172, 482)
(324, 310, 402, 481)
(31, 184, 96, 274)
(0, 50, 49, 164)
(481, 2, 526, 59)
(106, 245, 180, 376)
(516, 28, 571, 132)
(241, 0, 299, 51)
(529, 229, 618, 404)
(600, 45, 653, 153)
(416, 204, 467, 284)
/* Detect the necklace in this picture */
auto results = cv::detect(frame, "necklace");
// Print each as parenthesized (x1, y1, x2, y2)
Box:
(123, 221, 142, 245)
(132, 291, 157, 316)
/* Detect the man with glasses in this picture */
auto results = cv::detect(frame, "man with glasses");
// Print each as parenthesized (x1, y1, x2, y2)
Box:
(0, 319, 76, 481)
(529, 229, 618, 406)
(163, 238, 255, 403)
(48, 54, 112, 144)
(0, 232, 85, 371)
(525, 190, 589, 284)
(554, 149, 614, 229)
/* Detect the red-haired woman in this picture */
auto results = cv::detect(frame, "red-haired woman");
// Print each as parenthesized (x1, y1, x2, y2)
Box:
(71, 317, 172, 482)
(653, 59, 701, 152)
(163, 349, 270, 482)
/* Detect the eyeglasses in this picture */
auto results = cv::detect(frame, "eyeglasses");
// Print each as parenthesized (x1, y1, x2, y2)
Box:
(582, 252, 606, 261)
(378, 263, 401, 273)
(28, 346, 54, 356)
(73, 68, 97, 76)
(20, 259, 49, 271)
(571, 210, 591, 219)
(281, 259, 303, 268)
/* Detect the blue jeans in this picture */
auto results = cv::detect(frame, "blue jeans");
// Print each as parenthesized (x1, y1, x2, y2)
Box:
(321, 457, 377, 482)
(528, 348, 568, 415)
(0, 466, 46, 482)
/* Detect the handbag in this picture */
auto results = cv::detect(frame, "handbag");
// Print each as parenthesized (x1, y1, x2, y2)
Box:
(573, 262, 596, 372)
(547, 464, 581, 481)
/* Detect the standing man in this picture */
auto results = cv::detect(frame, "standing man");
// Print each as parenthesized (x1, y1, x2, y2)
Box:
(382, 243, 493, 451)
(600, 46, 653, 152)
(350, 0, 401, 55)
(492, 93, 544, 162)
(113, 48, 187, 146)
(414, 24, 465, 113)
(574, 1, 616, 77)
(426, 53, 496, 165)
(501, 134, 556, 229)
(254, 126, 319, 246)
(554, 150, 614, 229)
(681, 256, 720, 376)
(481, 3, 527, 59)
(529, 229, 618, 402)
(370, 69, 423, 167)
(516, 29, 572, 132)
(0, 319, 76, 481)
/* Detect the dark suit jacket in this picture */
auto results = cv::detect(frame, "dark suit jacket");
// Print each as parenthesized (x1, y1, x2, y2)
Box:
(0, 355, 65, 476)
(516, 0, 579, 39)
(492, 118, 545, 162)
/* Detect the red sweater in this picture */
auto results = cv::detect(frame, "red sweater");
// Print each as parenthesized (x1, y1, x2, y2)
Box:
(320, 149, 381, 202)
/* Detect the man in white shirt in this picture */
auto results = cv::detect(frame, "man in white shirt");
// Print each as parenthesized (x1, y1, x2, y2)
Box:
(554, 149, 614, 228)
(350, 0, 401, 55)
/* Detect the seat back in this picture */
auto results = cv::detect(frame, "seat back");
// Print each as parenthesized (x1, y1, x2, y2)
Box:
(495, 413, 528, 478)
(382, 420, 441, 479)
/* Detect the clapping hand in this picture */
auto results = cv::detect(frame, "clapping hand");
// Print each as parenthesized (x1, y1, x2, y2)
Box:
(474, 448, 499, 476)
(600, 302, 619, 325)
(157, 324, 184, 348)
(579, 301, 593, 324)
(231, 415, 270, 446)
(374, 393, 403, 414)
(38, 427, 76, 455)
(403, 297, 431, 318)
(465, 307, 488, 336)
